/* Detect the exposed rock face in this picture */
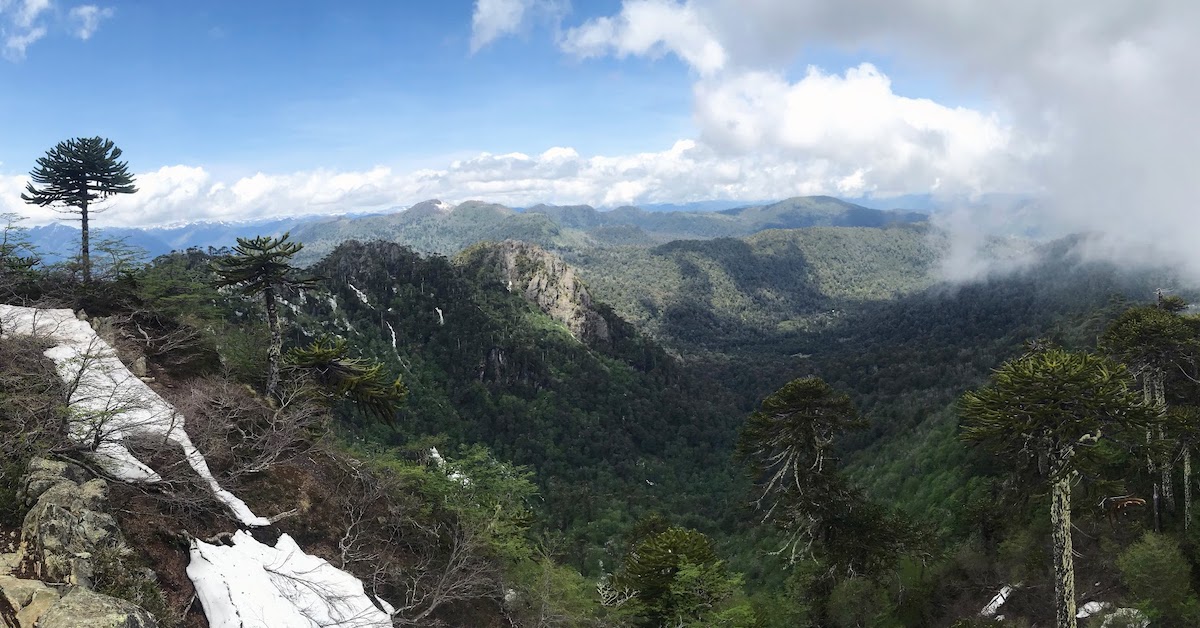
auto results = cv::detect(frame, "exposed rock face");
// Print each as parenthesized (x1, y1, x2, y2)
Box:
(1, 459, 160, 628)
(16, 459, 122, 587)
(18, 459, 92, 508)
(0, 573, 60, 628)
(462, 241, 610, 344)
(37, 587, 158, 628)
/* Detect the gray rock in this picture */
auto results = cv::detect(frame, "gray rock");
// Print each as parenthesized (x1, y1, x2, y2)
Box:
(16, 470, 120, 587)
(37, 587, 158, 628)
(18, 459, 91, 507)
(0, 574, 61, 628)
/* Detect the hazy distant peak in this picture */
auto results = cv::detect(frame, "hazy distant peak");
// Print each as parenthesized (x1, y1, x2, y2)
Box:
(406, 199, 457, 218)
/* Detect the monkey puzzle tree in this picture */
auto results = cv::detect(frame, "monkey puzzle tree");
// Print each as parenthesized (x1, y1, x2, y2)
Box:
(1101, 303, 1195, 528)
(736, 376, 922, 583)
(961, 348, 1154, 628)
(736, 376, 864, 562)
(286, 336, 407, 421)
(21, 137, 137, 283)
(214, 233, 317, 398)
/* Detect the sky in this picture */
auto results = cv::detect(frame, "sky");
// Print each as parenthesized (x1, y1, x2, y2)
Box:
(0, 1, 1197, 275)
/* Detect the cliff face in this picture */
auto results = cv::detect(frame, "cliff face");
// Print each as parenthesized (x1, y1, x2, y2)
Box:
(459, 240, 610, 345)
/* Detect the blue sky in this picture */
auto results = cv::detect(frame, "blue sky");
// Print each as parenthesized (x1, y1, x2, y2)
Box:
(0, 2, 699, 174)
(0, 0, 1193, 253)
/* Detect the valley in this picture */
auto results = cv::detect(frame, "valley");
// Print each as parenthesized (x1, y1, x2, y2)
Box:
(2, 195, 1194, 626)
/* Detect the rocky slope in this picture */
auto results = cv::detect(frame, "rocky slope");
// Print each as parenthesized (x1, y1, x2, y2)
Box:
(1, 459, 159, 628)
(457, 240, 610, 345)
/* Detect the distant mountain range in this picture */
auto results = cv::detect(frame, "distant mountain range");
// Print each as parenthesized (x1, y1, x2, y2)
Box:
(22, 196, 930, 264)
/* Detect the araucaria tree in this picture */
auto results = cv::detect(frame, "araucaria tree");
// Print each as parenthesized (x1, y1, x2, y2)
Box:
(1101, 303, 1195, 529)
(214, 233, 317, 398)
(961, 349, 1154, 628)
(736, 377, 864, 563)
(21, 137, 137, 283)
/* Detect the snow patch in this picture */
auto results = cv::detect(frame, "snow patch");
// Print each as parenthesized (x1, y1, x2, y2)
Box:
(188, 530, 392, 628)
(429, 447, 469, 485)
(980, 584, 1016, 618)
(348, 283, 370, 306)
(0, 305, 267, 526)
(1077, 600, 1108, 619)
(2, 305, 395, 623)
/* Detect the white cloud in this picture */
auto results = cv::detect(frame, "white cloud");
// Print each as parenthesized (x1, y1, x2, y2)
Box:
(68, 5, 114, 40)
(555, 0, 1200, 276)
(4, 25, 44, 59)
(692, 64, 1028, 197)
(14, 0, 50, 29)
(471, 0, 529, 52)
(561, 0, 725, 75)
(1, 1, 114, 60)
(0, 130, 1027, 227)
(470, 0, 564, 53)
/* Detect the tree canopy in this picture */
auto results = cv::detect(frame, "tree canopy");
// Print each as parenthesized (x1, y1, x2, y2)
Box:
(214, 233, 318, 397)
(21, 137, 137, 283)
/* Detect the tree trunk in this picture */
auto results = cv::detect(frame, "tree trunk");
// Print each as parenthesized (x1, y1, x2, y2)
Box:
(264, 285, 281, 399)
(1157, 371, 1174, 511)
(1051, 472, 1078, 628)
(80, 201, 91, 284)
(1185, 448, 1193, 530)
(1144, 376, 1162, 531)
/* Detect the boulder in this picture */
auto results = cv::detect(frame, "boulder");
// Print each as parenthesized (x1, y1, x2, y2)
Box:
(16, 464, 121, 587)
(37, 587, 158, 628)
(18, 459, 91, 507)
(0, 574, 60, 628)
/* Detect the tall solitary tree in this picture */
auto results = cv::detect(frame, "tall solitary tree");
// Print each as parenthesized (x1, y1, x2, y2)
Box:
(961, 349, 1154, 628)
(21, 137, 137, 283)
(214, 233, 317, 398)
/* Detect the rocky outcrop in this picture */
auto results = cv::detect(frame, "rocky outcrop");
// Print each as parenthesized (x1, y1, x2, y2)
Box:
(460, 241, 611, 344)
(37, 587, 158, 628)
(16, 459, 122, 587)
(0, 459, 159, 628)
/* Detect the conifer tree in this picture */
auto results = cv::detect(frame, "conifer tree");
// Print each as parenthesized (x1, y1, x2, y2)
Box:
(0, 212, 39, 297)
(961, 348, 1154, 628)
(21, 137, 137, 283)
(213, 233, 317, 398)
(286, 336, 406, 421)
(735, 377, 864, 562)
(1101, 303, 1196, 528)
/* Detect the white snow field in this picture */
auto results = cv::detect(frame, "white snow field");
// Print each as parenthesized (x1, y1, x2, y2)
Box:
(0, 304, 393, 627)
(189, 531, 393, 628)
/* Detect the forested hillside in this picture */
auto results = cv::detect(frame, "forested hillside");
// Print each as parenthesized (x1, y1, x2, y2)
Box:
(284, 196, 926, 265)
(285, 240, 749, 569)
(5, 202, 1199, 626)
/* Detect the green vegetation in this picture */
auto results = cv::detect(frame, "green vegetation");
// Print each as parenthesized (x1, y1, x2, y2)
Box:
(213, 233, 318, 397)
(21, 137, 137, 283)
(8, 194, 1200, 626)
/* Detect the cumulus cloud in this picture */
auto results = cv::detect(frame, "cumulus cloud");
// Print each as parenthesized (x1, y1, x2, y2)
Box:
(558, 0, 1200, 277)
(68, 5, 114, 40)
(561, 0, 726, 75)
(1, 135, 1017, 227)
(692, 63, 1029, 197)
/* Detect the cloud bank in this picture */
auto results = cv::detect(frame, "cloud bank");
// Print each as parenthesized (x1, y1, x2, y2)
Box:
(553, 0, 1200, 275)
